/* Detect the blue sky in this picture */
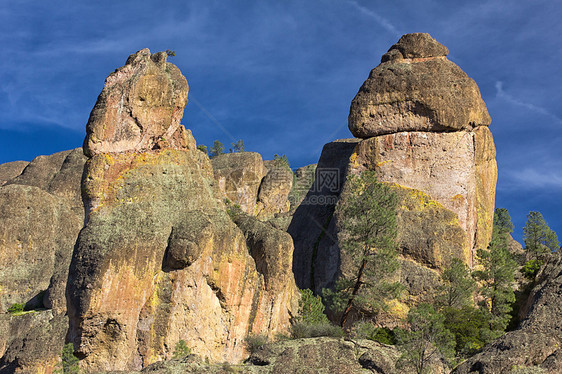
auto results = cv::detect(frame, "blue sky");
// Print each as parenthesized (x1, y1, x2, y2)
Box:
(1, 0, 561, 243)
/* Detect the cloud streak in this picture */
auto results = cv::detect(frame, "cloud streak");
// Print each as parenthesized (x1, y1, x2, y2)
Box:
(495, 81, 562, 125)
(348, 1, 401, 37)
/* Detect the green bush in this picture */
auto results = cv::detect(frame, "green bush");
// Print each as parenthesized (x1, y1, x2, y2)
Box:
(56, 343, 79, 374)
(296, 289, 329, 325)
(273, 154, 290, 170)
(7, 303, 25, 314)
(244, 334, 268, 353)
(197, 144, 208, 154)
(351, 321, 396, 344)
(442, 306, 490, 357)
(172, 339, 191, 360)
(521, 259, 542, 279)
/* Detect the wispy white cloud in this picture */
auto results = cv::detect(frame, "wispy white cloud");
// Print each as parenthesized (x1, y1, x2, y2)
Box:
(347, 1, 401, 37)
(495, 81, 562, 125)
(504, 167, 562, 190)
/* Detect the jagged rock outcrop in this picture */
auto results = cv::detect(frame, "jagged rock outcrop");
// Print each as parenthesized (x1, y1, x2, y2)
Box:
(211, 154, 293, 220)
(453, 252, 562, 373)
(83, 48, 191, 157)
(67, 49, 298, 372)
(0, 149, 86, 373)
(289, 33, 497, 324)
(255, 161, 293, 220)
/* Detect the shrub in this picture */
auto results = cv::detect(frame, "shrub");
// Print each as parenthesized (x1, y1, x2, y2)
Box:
(245, 334, 268, 353)
(272, 154, 290, 170)
(351, 321, 396, 344)
(172, 339, 191, 360)
(7, 303, 25, 314)
(296, 289, 329, 325)
(56, 343, 79, 374)
(521, 259, 542, 279)
(197, 144, 208, 154)
(226, 201, 243, 220)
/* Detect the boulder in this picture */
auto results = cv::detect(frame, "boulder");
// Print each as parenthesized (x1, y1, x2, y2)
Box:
(349, 33, 491, 138)
(67, 49, 298, 372)
(211, 152, 267, 215)
(6, 148, 87, 215)
(0, 161, 28, 186)
(255, 162, 293, 220)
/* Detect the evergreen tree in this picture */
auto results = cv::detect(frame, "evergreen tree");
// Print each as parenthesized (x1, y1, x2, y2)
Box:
(523, 211, 559, 261)
(209, 140, 224, 158)
(324, 171, 401, 328)
(56, 343, 80, 374)
(436, 258, 476, 310)
(229, 139, 245, 153)
(396, 303, 455, 374)
(473, 208, 517, 334)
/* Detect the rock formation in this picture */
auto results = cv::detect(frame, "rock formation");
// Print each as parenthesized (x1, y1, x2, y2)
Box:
(211, 154, 293, 220)
(67, 49, 298, 372)
(289, 34, 497, 322)
(348, 33, 491, 138)
(0, 149, 86, 373)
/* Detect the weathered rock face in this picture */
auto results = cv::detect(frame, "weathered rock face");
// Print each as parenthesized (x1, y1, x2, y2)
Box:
(0, 149, 86, 373)
(67, 49, 298, 372)
(255, 162, 293, 220)
(350, 125, 497, 264)
(212, 152, 267, 215)
(83, 48, 191, 157)
(211, 154, 293, 220)
(349, 33, 491, 138)
(288, 139, 360, 292)
(0, 161, 28, 186)
(453, 253, 562, 373)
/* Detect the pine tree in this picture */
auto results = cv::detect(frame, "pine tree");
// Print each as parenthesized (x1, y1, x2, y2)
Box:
(208, 140, 224, 158)
(523, 211, 559, 261)
(229, 139, 245, 153)
(436, 258, 476, 310)
(56, 343, 79, 374)
(396, 303, 456, 374)
(324, 171, 401, 329)
(473, 208, 517, 334)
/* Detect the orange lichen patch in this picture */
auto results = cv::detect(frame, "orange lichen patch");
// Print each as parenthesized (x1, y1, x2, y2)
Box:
(451, 194, 464, 202)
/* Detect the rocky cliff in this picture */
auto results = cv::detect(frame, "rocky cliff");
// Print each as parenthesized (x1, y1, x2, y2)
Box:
(0, 149, 86, 373)
(65, 49, 298, 372)
(289, 34, 497, 323)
